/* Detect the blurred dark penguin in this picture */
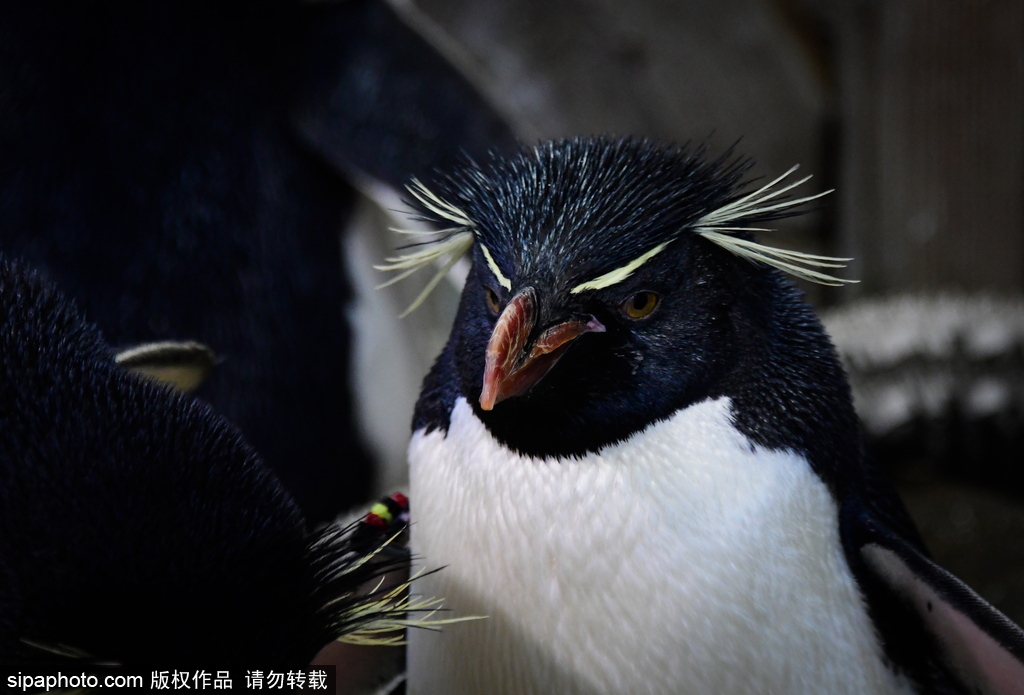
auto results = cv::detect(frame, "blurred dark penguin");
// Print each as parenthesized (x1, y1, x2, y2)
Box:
(0, 0, 515, 523)
(0, 255, 416, 674)
(392, 137, 1024, 695)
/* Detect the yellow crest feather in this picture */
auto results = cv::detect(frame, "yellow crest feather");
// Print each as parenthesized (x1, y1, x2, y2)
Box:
(374, 180, 476, 317)
(693, 166, 855, 286)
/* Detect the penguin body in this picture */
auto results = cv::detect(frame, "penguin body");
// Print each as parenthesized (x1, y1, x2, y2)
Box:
(396, 138, 1024, 694)
(0, 255, 408, 668)
(410, 397, 911, 694)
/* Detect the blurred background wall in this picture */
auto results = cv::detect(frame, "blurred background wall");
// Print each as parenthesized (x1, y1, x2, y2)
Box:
(404, 0, 1023, 297)
(397, 0, 1024, 622)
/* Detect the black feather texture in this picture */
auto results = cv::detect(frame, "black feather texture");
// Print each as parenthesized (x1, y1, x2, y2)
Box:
(422, 137, 751, 292)
(0, 257, 409, 665)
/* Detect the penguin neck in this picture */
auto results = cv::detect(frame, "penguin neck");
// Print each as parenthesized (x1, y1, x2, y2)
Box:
(407, 396, 913, 695)
(712, 271, 863, 495)
(415, 270, 862, 495)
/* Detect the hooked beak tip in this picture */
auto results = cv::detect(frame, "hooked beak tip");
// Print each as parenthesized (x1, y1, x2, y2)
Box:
(479, 387, 498, 411)
(478, 287, 605, 411)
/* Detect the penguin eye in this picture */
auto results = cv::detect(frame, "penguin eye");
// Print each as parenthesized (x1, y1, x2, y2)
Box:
(621, 291, 661, 320)
(484, 286, 502, 315)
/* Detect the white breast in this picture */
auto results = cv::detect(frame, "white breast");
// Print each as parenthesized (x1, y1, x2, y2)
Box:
(407, 397, 913, 695)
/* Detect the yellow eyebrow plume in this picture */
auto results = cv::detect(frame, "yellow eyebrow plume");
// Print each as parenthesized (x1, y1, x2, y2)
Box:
(479, 243, 512, 290)
(570, 241, 670, 294)
(692, 166, 855, 286)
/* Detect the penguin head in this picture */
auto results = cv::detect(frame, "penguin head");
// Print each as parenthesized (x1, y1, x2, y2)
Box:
(398, 137, 852, 460)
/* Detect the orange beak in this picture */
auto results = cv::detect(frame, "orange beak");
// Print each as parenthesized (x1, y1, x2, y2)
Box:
(479, 288, 605, 411)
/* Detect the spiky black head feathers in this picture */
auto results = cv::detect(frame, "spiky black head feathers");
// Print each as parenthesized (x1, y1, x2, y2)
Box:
(380, 136, 849, 316)
(428, 138, 751, 295)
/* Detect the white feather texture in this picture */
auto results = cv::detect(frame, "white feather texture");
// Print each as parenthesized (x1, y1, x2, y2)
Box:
(408, 397, 914, 695)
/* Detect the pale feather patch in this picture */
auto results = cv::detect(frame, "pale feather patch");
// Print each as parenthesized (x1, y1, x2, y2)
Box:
(699, 231, 851, 287)
(692, 166, 854, 286)
(570, 240, 670, 294)
(310, 522, 483, 648)
(375, 230, 474, 317)
(374, 180, 475, 317)
(406, 178, 474, 228)
(114, 340, 218, 393)
(335, 566, 482, 647)
(407, 397, 914, 695)
(479, 243, 511, 290)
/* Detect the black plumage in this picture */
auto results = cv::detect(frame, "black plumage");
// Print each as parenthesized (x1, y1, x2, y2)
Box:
(0, 0, 515, 523)
(428, 139, 746, 288)
(0, 256, 407, 665)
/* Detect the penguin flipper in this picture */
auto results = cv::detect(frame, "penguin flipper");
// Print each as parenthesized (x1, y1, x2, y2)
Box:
(856, 515, 1024, 695)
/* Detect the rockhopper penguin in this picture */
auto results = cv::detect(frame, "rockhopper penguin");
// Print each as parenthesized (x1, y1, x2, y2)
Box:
(385, 137, 1024, 694)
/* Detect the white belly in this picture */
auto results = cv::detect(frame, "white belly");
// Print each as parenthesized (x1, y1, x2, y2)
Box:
(407, 397, 913, 695)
